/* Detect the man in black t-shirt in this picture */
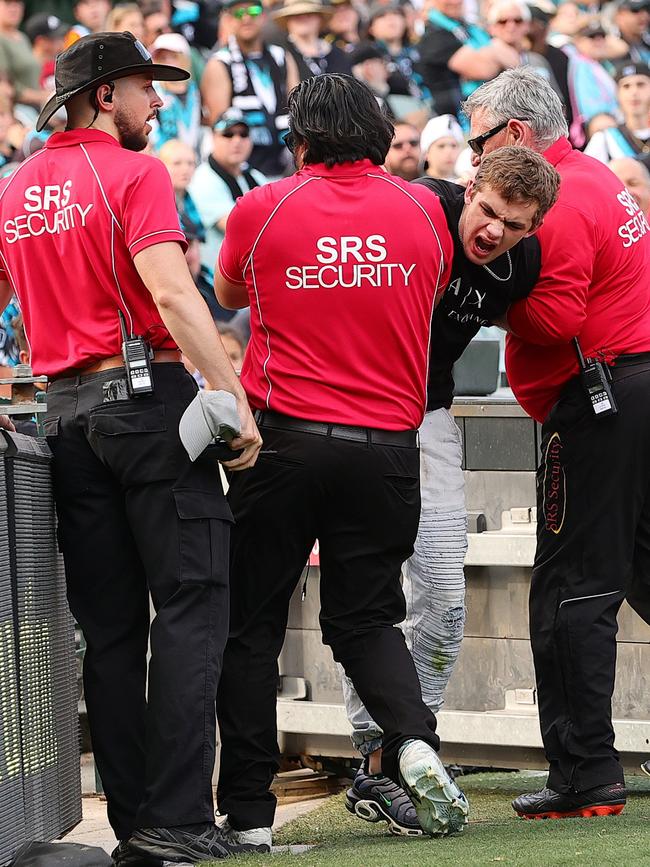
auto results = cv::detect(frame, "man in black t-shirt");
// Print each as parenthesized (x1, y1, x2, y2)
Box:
(417, 0, 519, 118)
(341, 146, 559, 837)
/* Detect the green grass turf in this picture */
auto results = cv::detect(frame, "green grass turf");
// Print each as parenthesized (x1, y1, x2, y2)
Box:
(201, 771, 650, 866)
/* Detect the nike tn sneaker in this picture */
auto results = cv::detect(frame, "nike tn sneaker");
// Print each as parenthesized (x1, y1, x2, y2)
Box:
(345, 764, 424, 837)
(398, 740, 469, 836)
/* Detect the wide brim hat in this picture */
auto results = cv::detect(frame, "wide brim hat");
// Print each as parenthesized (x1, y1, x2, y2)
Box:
(36, 30, 189, 132)
(272, 0, 332, 24)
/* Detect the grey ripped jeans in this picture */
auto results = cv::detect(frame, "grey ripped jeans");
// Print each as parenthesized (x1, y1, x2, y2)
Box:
(341, 407, 467, 756)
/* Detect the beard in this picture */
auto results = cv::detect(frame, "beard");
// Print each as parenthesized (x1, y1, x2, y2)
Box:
(114, 104, 149, 152)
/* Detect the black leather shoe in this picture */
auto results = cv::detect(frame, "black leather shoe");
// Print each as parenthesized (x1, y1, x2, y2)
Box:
(129, 823, 268, 862)
(512, 783, 627, 819)
(111, 841, 163, 866)
(642, 759, 650, 777)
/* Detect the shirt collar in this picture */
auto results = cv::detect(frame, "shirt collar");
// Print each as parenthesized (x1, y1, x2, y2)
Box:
(45, 129, 121, 149)
(542, 136, 572, 167)
(300, 159, 386, 178)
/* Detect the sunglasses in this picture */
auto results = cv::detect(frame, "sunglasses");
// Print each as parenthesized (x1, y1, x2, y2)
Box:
(222, 128, 250, 138)
(495, 16, 524, 23)
(392, 139, 420, 150)
(231, 4, 263, 18)
(467, 118, 528, 156)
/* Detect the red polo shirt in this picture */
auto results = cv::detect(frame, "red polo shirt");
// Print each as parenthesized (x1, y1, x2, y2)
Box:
(0, 129, 186, 377)
(506, 137, 650, 422)
(219, 160, 453, 430)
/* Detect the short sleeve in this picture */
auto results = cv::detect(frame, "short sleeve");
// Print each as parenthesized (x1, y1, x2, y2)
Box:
(218, 195, 257, 285)
(417, 27, 463, 68)
(121, 157, 188, 258)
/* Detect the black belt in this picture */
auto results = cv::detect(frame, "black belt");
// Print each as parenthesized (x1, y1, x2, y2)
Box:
(254, 410, 418, 447)
(612, 351, 650, 367)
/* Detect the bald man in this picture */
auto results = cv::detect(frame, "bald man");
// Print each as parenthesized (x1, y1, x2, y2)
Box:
(609, 156, 650, 216)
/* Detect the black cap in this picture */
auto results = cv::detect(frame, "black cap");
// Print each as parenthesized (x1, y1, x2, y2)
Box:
(214, 107, 250, 132)
(615, 60, 650, 82)
(349, 42, 386, 65)
(24, 13, 70, 43)
(36, 30, 189, 132)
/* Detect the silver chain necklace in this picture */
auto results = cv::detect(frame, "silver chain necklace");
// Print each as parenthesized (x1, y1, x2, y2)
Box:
(482, 250, 512, 282)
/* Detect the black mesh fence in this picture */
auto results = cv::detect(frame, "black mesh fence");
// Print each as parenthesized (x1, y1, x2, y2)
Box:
(0, 431, 81, 866)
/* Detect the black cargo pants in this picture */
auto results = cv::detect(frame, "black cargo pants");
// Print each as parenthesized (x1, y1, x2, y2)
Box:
(217, 417, 441, 831)
(45, 363, 232, 841)
(531, 357, 650, 794)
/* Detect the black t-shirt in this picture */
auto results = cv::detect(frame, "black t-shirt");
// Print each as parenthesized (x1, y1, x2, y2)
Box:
(413, 178, 542, 411)
(416, 24, 464, 116)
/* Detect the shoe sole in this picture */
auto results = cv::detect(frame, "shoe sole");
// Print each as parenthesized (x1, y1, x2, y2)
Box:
(345, 793, 424, 837)
(399, 752, 469, 837)
(515, 803, 626, 820)
(642, 763, 650, 778)
(130, 834, 266, 862)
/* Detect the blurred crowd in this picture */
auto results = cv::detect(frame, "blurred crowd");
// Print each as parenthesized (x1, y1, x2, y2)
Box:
(2, 0, 650, 373)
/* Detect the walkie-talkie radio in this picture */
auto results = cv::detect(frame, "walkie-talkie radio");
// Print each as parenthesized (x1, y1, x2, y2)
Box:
(573, 338, 617, 418)
(118, 310, 154, 397)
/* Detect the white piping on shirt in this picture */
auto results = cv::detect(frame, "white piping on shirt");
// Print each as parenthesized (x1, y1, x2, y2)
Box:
(128, 228, 185, 252)
(558, 590, 622, 609)
(368, 172, 446, 423)
(80, 142, 134, 335)
(243, 176, 319, 408)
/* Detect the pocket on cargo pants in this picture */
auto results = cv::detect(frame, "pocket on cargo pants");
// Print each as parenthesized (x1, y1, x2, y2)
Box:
(172, 489, 234, 585)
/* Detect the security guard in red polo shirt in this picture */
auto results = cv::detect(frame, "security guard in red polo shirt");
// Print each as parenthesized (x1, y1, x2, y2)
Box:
(0, 33, 262, 866)
(213, 73, 470, 848)
(464, 67, 650, 821)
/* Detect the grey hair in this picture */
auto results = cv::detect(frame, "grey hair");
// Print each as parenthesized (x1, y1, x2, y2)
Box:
(462, 67, 569, 150)
(487, 0, 531, 25)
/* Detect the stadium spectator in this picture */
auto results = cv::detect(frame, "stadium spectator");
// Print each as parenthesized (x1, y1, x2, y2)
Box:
(158, 138, 204, 251)
(149, 32, 202, 152)
(64, 0, 110, 46)
(383, 120, 420, 180)
(272, 0, 351, 80)
(351, 41, 429, 121)
(188, 108, 266, 293)
(323, 0, 361, 52)
(366, 2, 428, 100)
(614, 0, 650, 65)
(527, 0, 574, 129)
(417, 0, 519, 120)
(216, 323, 246, 369)
(201, 0, 299, 178)
(609, 154, 650, 213)
(585, 62, 650, 162)
(487, 0, 557, 86)
(0, 0, 50, 110)
(140, 0, 171, 48)
(420, 112, 463, 179)
(0, 92, 19, 166)
(24, 13, 68, 89)
(572, 19, 628, 67)
(104, 2, 145, 42)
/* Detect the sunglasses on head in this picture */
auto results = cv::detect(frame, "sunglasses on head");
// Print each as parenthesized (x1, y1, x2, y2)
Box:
(222, 127, 250, 138)
(467, 118, 529, 156)
(231, 4, 263, 18)
(392, 139, 420, 150)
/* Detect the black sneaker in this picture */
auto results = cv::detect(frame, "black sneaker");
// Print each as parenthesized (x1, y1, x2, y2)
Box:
(128, 823, 267, 862)
(111, 841, 164, 866)
(512, 783, 627, 820)
(345, 765, 424, 837)
(642, 759, 650, 777)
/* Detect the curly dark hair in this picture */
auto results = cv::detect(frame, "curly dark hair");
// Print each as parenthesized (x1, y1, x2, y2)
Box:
(287, 73, 394, 168)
